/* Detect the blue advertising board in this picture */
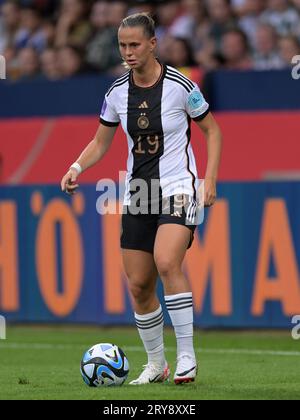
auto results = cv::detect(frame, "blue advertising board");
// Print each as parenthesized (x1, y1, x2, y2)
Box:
(0, 182, 299, 328)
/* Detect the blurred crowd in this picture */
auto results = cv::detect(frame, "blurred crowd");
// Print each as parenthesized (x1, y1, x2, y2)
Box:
(0, 0, 299, 81)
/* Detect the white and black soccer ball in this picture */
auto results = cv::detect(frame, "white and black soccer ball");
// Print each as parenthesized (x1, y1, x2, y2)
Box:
(80, 343, 129, 387)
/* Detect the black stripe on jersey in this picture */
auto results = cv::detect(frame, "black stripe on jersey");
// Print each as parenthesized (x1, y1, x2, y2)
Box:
(107, 77, 129, 97)
(107, 73, 130, 97)
(165, 74, 193, 93)
(107, 72, 129, 92)
(166, 69, 194, 90)
(99, 117, 119, 127)
(185, 116, 197, 199)
(127, 66, 165, 202)
(166, 68, 194, 90)
(192, 108, 210, 121)
(109, 71, 130, 87)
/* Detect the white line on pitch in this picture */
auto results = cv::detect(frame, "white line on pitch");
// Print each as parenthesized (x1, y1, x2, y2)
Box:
(0, 343, 299, 357)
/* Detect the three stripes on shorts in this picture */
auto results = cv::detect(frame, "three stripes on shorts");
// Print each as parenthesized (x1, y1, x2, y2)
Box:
(185, 198, 198, 225)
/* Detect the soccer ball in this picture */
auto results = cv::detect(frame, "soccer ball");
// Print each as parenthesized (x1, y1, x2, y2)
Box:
(80, 343, 129, 387)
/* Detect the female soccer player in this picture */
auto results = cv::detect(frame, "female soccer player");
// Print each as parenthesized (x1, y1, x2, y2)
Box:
(61, 13, 222, 385)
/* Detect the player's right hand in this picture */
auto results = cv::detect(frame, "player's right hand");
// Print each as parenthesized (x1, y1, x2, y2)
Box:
(61, 168, 80, 195)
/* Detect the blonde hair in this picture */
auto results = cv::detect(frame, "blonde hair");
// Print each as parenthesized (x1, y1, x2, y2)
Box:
(120, 12, 155, 39)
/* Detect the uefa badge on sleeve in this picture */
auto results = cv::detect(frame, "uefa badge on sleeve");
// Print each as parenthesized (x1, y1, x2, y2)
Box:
(188, 91, 204, 110)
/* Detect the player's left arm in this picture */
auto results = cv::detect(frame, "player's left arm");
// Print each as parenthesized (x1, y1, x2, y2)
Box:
(195, 112, 222, 207)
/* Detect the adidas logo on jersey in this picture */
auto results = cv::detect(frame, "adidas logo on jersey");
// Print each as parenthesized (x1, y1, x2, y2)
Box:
(139, 101, 149, 109)
(171, 211, 182, 218)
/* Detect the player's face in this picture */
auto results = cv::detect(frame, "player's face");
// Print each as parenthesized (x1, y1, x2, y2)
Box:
(118, 26, 156, 70)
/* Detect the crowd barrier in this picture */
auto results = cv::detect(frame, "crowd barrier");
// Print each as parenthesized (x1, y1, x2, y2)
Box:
(206, 69, 299, 110)
(0, 69, 297, 118)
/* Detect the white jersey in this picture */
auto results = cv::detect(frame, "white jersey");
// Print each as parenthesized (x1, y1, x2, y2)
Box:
(100, 64, 209, 205)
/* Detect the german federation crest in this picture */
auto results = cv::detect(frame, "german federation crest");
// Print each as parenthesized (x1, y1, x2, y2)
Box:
(138, 113, 149, 129)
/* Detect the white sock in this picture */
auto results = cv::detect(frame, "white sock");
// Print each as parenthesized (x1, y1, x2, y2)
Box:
(165, 292, 196, 360)
(135, 305, 166, 367)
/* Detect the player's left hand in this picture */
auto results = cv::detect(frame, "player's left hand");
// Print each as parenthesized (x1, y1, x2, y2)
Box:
(204, 177, 217, 207)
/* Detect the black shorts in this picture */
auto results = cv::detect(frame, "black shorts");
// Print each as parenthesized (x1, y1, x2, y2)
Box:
(121, 194, 197, 254)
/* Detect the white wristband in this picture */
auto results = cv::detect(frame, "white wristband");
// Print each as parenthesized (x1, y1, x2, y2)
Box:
(70, 162, 82, 175)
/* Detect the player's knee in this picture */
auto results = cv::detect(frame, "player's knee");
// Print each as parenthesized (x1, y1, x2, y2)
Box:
(129, 283, 152, 305)
(155, 256, 178, 279)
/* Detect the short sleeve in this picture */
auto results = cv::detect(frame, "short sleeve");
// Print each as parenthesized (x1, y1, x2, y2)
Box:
(185, 85, 209, 121)
(99, 94, 120, 127)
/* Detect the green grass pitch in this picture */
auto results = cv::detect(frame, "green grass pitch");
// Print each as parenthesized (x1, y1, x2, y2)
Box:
(0, 326, 300, 400)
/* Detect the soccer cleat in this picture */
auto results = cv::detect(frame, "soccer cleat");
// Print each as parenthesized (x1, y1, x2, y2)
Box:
(129, 362, 170, 385)
(174, 354, 197, 385)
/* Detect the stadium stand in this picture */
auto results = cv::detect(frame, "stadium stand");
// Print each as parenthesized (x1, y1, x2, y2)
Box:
(0, 0, 299, 80)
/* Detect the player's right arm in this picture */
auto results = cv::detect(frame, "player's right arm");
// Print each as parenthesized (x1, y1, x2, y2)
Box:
(61, 123, 118, 195)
